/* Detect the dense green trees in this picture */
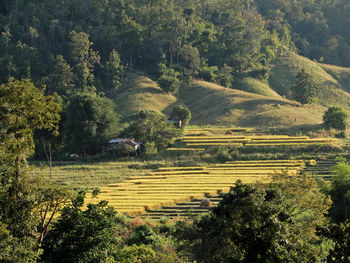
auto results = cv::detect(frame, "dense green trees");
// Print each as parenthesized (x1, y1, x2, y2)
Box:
(175, 174, 332, 263)
(69, 31, 100, 92)
(63, 93, 119, 154)
(1, 0, 349, 97)
(41, 196, 125, 263)
(0, 79, 70, 262)
(105, 49, 124, 93)
(329, 162, 350, 224)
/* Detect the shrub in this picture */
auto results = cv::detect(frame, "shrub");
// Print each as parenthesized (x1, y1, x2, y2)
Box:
(323, 106, 348, 132)
(158, 74, 180, 94)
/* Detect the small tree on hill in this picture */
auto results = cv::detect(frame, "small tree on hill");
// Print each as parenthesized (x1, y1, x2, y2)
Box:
(323, 106, 348, 134)
(158, 74, 180, 94)
(170, 105, 191, 126)
(291, 69, 317, 105)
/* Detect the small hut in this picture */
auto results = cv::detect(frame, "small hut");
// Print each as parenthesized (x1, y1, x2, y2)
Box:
(107, 138, 142, 152)
(167, 117, 182, 128)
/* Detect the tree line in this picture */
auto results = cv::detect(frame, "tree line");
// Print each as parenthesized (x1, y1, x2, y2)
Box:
(2, 0, 350, 94)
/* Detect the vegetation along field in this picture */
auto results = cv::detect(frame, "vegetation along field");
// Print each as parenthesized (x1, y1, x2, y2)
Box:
(3, 0, 350, 262)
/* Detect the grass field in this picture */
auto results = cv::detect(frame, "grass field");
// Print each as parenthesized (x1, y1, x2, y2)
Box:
(235, 77, 282, 98)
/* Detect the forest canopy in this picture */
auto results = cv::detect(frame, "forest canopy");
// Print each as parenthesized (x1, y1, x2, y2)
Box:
(1, 0, 350, 97)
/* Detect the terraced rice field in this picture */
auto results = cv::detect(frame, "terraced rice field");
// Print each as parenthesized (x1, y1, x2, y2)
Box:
(142, 159, 337, 219)
(166, 127, 338, 152)
(86, 160, 307, 216)
(141, 196, 221, 219)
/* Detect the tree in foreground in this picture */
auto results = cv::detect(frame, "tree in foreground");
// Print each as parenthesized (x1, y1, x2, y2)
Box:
(175, 175, 331, 263)
(323, 106, 348, 134)
(41, 194, 126, 263)
(329, 162, 350, 223)
(41, 192, 183, 263)
(291, 69, 317, 105)
(0, 79, 70, 262)
(326, 221, 350, 263)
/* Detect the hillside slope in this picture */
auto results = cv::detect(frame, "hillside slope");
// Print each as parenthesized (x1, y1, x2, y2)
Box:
(268, 52, 350, 110)
(179, 81, 325, 127)
(234, 77, 282, 98)
(115, 52, 350, 127)
(115, 73, 176, 121)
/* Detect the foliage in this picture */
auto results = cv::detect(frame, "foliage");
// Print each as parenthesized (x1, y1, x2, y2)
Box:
(291, 69, 317, 105)
(198, 64, 218, 82)
(63, 92, 119, 154)
(329, 162, 350, 223)
(0, 78, 71, 262)
(0, 79, 61, 164)
(158, 73, 180, 95)
(175, 176, 331, 263)
(325, 221, 350, 263)
(170, 105, 192, 126)
(41, 194, 126, 263)
(126, 224, 162, 246)
(215, 64, 233, 88)
(44, 55, 74, 97)
(69, 31, 100, 92)
(106, 49, 124, 92)
(123, 111, 182, 151)
(179, 44, 200, 77)
(323, 106, 348, 132)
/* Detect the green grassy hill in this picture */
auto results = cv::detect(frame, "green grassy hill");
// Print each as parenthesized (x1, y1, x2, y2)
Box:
(234, 77, 282, 98)
(115, 52, 350, 127)
(268, 52, 350, 110)
(179, 81, 325, 127)
(115, 73, 176, 121)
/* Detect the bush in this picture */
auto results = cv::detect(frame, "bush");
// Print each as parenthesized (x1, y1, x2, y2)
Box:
(143, 142, 158, 156)
(158, 74, 180, 94)
(323, 106, 348, 132)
